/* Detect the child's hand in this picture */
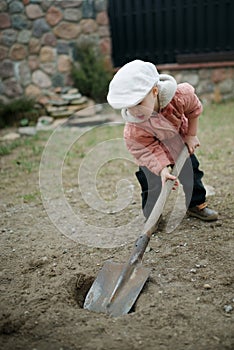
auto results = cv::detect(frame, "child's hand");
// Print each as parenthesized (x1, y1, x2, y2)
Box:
(160, 167, 177, 187)
(184, 135, 200, 154)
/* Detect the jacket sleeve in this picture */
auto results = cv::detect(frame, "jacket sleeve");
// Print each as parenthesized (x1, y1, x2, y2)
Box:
(124, 124, 171, 175)
(177, 83, 203, 119)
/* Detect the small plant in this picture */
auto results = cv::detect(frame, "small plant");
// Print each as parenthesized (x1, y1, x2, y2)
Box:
(0, 138, 22, 156)
(0, 96, 39, 128)
(23, 191, 40, 203)
(72, 43, 113, 103)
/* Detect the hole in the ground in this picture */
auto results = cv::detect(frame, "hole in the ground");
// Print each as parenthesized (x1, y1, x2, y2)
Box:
(71, 273, 152, 314)
(131, 278, 152, 313)
(72, 273, 94, 308)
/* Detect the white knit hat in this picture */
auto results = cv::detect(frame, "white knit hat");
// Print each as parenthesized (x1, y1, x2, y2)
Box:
(107, 59, 177, 111)
(107, 60, 159, 109)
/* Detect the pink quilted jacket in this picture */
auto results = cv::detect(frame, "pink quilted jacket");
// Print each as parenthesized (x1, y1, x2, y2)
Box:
(124, 83, 203, 175)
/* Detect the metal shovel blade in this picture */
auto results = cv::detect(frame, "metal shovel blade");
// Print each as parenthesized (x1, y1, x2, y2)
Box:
(84, 260, 150, 317)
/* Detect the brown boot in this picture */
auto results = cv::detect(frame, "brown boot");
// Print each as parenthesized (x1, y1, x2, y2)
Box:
(187, 203, 218, 221)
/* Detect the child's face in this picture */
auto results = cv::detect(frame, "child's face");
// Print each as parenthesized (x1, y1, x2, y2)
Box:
(127, 86, 158, 121)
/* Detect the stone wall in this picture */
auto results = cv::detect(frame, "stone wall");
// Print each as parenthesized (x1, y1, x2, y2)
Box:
(0, 0, 111, 103)
(1, 0, 234, 106)
(157, 62, 234, 104)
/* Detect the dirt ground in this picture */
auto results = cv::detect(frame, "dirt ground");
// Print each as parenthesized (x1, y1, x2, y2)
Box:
(0, 102, 233, 350)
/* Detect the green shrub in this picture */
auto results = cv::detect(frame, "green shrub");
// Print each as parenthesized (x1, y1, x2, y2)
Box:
(0, 97, 39, 128)
(72, 44, 113, 103)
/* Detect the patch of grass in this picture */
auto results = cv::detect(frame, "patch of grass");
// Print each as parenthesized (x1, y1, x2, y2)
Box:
(207, 151, 220, 160)
(13, 135, 48, 173)
(201, 99, 234, 130)
(22, 191, 40, 203)
(0, 132, 50, 157)
(198, 100, 234, 153)
(14, 159, 35, 173)
(0, 144, 12, 156)
(0, 132, 53, 184)
(195, 99, 234, 191)
(0, 138, 23, 156)
(65, 124, 124, 163)
(81, 124, 124, 147)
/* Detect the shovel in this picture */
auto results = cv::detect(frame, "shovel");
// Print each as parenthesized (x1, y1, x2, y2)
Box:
(84, 145, 189, 317)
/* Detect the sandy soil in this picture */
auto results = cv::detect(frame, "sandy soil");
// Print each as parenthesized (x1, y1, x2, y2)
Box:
(0, 105, 233, 350)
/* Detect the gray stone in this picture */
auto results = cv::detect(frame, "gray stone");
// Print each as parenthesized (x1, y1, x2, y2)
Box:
(199, 69, 211, 80)
(182, 72, 199, 86)
(203, 283, 212, 290)
(48, 99, 69, 106)
(64, 8, 82, 22)
(53, 21, 81, 39)
(29, 37, 41, 54)
(10, 43, 28, 60)
(76, 33, 99, 49)
(37, 116, 54, 124)
(1, 132, 20, 141)
(18, 127, 37, 136)
(62, 93, 82, 101)
(98, 25, 110, 38)
(18, 61, 31, 86)
(48, 108, 73, 118)
(67, 88, 79, 94)
(219, 79, 234, 94)
(41, 0, 52, 11)
(17, 29, 31, 44)
(51, 73, 64, 87)
(32, 69, 51, 88)
(25, 4, 44, 19)
(82, 0, 95, 18)
(61, 86, 72, 93)
(222, 92, 234, 101)
(223, 305, 233, 313)
(57, 41, 70, 54)
(59, 0, 83, 8)
(40, 62, 56, 75)
(36, 116, 54, 130)
(11, 14, 29, 30)
(0, 12, 11, 29)
(70, 96, 88, 105)
(196, 81, 214, 95)
(33, 18, 50, 38)
(9, 1, 24, 13)
(94, 0, 107, 12)
(0, 59, 14, 79)
(1, 29, 17, 46)
(205, 185, 216, 197)
(174, 72, 183, 83)
(4, 78, 23, 98)
(42, 32, 57, 46)
(0, 0, 7, 12)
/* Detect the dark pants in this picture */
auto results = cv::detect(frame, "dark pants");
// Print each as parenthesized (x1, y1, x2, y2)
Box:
(135, 154, 206, 219)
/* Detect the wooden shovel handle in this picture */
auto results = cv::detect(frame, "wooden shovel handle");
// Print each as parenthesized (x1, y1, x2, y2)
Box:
(142, 145, 189, 238)
(126, 145, 189, 266)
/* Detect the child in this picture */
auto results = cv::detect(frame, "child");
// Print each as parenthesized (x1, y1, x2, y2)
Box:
(107, 59, 218, 221)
